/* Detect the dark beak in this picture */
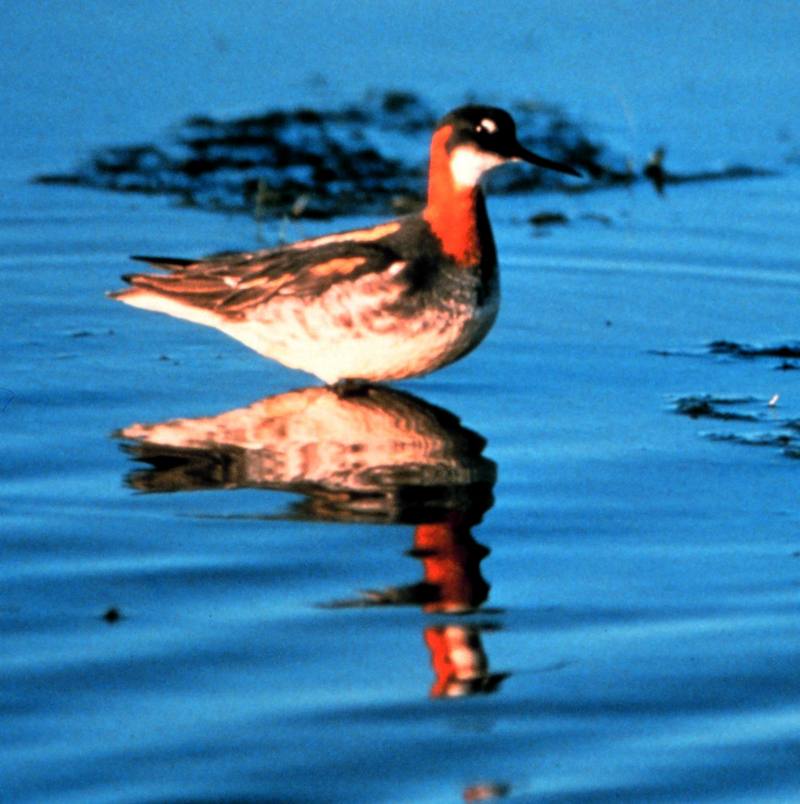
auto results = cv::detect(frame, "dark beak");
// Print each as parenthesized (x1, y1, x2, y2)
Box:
(512, 143, 582, 178)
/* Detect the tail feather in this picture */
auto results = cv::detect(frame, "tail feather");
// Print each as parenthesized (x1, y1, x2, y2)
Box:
(110, 254, 236, 321)
(107, 284, 228, 327)
(122, 272, 226, 295)
(130, 255, 197, 271)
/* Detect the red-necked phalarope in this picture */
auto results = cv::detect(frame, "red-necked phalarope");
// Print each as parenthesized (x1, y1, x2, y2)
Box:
(111, 105, 579, 383)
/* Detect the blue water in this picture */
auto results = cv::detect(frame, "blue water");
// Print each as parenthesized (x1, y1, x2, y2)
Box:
(4, 3, 800, 802)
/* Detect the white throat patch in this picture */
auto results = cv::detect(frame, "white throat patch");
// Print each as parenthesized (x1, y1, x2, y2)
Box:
(449, 145, 505, 188)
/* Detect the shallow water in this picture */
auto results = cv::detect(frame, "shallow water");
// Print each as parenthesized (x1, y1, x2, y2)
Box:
(4, 3, 800, 802)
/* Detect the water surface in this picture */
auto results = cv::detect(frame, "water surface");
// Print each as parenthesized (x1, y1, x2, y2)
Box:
(3, 3, 800, 802)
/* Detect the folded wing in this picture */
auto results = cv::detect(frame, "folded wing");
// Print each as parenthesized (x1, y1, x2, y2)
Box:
(113, 230, 406, 319)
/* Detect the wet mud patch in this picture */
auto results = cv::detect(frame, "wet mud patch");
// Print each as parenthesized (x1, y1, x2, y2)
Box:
(672, 394, 800, 459)
(34, 90, 774, 219)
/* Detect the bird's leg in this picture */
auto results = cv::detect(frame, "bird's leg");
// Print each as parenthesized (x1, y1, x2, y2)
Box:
(330, 378, 372, 398)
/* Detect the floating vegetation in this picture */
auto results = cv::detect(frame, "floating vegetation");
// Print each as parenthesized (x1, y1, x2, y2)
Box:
(673, 395, 760, 421)
(653, 340, 800, 370)
(35, 90, 770, 220)
(708, 340, 800, 360)
(672, 394, 800, 459)
(641, 146, 774, 195)
(706, 431, 796, 449)
(528, 210, 570, 227)
(37, 91, 607, 217)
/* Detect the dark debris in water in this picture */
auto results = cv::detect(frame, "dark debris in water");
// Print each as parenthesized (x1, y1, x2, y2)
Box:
(673, 395, 800, 459)
(528, 210, 615, 231)
(708, 340, 800, 360)
(101, 606, 122, 624)
(673, 395, 759, 421)
(34, 90, 773, 219)
(642, 146, 775, 195)
(529, 210, 570, 227)
(654, 340, 800, 371)
(706, 432, 795, 448)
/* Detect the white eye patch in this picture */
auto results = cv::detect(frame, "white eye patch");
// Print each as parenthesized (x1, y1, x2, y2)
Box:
(477, 118, 498, 134)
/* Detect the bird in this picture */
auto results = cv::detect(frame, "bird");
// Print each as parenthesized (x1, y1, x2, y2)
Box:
(111, 105, 580, 384)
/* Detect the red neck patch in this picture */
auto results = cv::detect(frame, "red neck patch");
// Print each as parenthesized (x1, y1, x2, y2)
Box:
(422, 125, 483, 267)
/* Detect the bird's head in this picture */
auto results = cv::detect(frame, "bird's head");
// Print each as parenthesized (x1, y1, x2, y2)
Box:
(434, 105, 581, 188)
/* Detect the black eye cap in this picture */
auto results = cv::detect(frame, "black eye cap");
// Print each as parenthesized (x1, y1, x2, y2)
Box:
(438, 105, 582, 179)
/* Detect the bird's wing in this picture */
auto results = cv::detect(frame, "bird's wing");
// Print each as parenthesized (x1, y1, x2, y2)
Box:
(119, 222, 410, 318)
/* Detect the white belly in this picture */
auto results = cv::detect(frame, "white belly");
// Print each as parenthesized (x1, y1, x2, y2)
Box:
(223, 273, 499, 383)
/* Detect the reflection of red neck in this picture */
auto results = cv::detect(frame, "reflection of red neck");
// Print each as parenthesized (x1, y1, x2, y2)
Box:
(414, 518, 489, 613)
(423, 125, 483, 267)
(424, 625, 487, 698)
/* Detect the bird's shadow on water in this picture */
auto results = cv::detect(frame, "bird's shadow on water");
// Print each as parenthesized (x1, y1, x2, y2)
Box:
(115, 383, 509, 700)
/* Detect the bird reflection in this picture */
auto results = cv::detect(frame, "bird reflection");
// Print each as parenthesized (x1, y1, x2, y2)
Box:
(118, 383, 506, 697)
(463, 781, 511, 801)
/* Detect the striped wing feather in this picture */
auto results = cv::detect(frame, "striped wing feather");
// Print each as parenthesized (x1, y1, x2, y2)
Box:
(123, 236, 404, 317)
